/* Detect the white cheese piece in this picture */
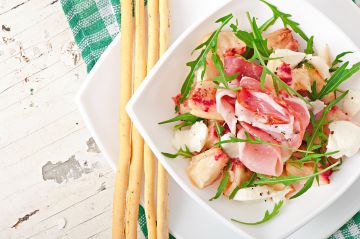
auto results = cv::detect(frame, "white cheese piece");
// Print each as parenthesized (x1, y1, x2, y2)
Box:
(342, 90, 360, 117)
(326, 120, 360, 158)
(172, 121, 208, 152)
(318, 44, 331, 66)
(221, 133, 240, 158)
(267, 49, 306, 72)
(306, 55, 331, 79)
(233, 185, 291, 203)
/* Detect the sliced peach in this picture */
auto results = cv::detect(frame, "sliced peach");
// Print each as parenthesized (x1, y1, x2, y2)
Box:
(223, 160, 252, 197)
(188, 81, 223, 120)
(266, 28, 300, 52)
(187, 148, 229, 188)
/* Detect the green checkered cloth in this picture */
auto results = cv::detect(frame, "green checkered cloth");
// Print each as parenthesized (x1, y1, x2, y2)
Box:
(60, 0, 360, 238)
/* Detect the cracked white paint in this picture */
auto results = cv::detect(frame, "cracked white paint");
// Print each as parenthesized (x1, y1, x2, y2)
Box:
(42, 155, 94, 184)
(86, 137, 101, 153)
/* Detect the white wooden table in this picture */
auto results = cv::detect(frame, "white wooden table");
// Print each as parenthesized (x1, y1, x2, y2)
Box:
(0, 0, 117, 238)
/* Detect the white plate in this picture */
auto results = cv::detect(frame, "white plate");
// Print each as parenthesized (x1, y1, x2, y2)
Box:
(127, 0, 360, 238)
(77, 0, 360, 238)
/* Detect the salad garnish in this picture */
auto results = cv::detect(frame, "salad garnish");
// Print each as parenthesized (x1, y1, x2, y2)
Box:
(210, 163, 232, 201)
(161, 146, 193, 159)
(330, 51, 353, 72)
(232, 200, 284, 225)
(179, 14, 233, 103)
(159, 0, 360, 225)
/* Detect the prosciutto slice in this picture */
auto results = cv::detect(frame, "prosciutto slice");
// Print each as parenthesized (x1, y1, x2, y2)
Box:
(237, 78, 309, 146)
(224, 56, 263, 80)
(216, 89, 237, 134)
(216, 76, 310, 176)
(238, 125, 283, 176)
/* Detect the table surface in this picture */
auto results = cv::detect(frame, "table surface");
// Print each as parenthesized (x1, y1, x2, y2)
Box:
(0, 0, 117, 238)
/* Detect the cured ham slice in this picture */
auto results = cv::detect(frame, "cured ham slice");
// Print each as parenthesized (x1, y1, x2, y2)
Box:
(236, 77, 310, 148)
(224, 56, 263, 80)
(216, 89, 237, 134)
(237, 89, 291, 124)
(238, 126, 283, 176)
(215, 76, 310, 173)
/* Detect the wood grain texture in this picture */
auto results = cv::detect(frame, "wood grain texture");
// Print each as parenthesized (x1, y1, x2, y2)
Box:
(0, 0, 147, 238)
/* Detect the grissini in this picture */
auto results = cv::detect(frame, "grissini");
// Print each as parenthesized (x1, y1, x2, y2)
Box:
(157, 0, 170, 238)
(112, 0, 134, 238)
(144, 0, 159, 238)
(125, 0, 147, 238)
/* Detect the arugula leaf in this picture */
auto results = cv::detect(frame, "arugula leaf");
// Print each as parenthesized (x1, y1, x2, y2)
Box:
(314, 160, 320, 186)
(230, 13, 272, 59)
(330, 51, 353, 72)
(253, 161, 340, 186)
(247, 13, 272, 58)
(179, 14, 233, 103)
(232, 200, 284, 225)
(318, 62, 360, 99)
(242, 172, 257, 188)
(159, 113, 201, 129)
(215, 122, 225, 141)
(161, 146, 194, 159)
(308, 81, 318, 101)
(229, 186, 240, 200)
(305, 36, 314, 54)
(210, 163, 231, 201)
(290, 175, 314, 199)
(230, 23, 254, 47)
(232, 13, 311, 104)
(259, 0, 310, 41)
(259, 16, 278, 33)
(159, 113, 199, 124)
(287, 151, 339, 164)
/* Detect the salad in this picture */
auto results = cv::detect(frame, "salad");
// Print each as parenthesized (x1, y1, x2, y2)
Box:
(160, 0, 360, 224)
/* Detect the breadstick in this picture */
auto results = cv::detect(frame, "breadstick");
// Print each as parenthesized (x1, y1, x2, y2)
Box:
(112, 0, 134, 238)
(157, 0, 170, 238)
(125, 0, 147, 238)
(143, 0, 159, 238)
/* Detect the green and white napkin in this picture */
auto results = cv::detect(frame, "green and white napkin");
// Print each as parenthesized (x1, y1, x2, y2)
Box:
(60, 0, 360, 238)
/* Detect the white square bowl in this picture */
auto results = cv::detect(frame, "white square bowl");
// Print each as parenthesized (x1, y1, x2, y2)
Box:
(126, 0, 360, 238)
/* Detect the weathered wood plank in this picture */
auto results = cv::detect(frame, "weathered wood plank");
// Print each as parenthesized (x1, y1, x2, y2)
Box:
(0, 0, 116, 238)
